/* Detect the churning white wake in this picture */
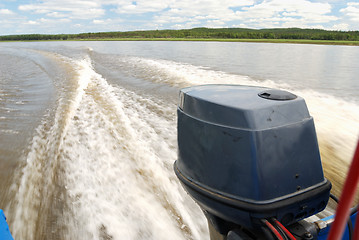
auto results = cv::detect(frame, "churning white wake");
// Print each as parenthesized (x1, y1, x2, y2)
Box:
(11, 55, 208, 240)
(10, 52, 358, 239)
(61, 57, 207, 240)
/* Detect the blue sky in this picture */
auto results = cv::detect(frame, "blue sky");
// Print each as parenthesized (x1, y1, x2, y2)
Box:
(0, 0, 358, 35)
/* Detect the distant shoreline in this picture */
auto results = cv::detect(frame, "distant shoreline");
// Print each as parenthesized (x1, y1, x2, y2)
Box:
(72, 38, 359, 46)
(1, 27, 359, 46)
(1, 38, 359, 46)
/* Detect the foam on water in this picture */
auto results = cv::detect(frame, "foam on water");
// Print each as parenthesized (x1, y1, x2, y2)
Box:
(62, 57, 207, 239)
(299, 91, 359, 201)
(9, 52, 358, 239)
(11, 55, 207, 239)
(117, 57, 260, 88)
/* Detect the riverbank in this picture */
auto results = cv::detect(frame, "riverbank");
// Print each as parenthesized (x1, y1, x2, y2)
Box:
(2, 37, 358, 46)
(72, 37, 359, 46)
(2, 28, 359, 46)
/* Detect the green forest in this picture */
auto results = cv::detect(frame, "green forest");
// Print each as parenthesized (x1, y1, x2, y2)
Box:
(1, 27, 359, 43)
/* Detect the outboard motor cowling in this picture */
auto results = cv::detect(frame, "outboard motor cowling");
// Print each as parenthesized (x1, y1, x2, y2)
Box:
(174, 84, 331, 231)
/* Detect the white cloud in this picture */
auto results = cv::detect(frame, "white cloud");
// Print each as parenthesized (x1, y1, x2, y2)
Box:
(46, 12, 67, 18)
(151, 0, 339, 30)
(113, 0, 254, 17)
(92, 17, 122, 24)
(1, 0, 356, 34)
(172, 0, 254, 21)
(170, 0, 254, 15)
(152, 0, 254, 27)
(27, 20, 38, 25)
(0, 8, 14, 15)
(171, 21, 201, 29)
(93, 19, 105, 24)
(25, 17, 71, 25)
(115, 0, 171, 14)
(233, 0, 338, 29)
(331, 23, 350, 31)
(19, 0, 105, 19)
(205, 19, 226, 28)
(340, 2, 359, 22)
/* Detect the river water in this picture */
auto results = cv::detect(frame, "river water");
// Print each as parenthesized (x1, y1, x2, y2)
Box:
(0, 41, 358, 239)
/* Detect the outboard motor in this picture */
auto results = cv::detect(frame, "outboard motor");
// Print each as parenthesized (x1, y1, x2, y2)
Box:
(174, 84, 331, 239)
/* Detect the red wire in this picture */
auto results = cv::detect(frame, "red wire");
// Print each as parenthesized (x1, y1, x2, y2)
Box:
(353, 212, 359, 240)
(262, 219, 284, 240)
(327, 140, 359, 240)
(273, 219, 296, 240)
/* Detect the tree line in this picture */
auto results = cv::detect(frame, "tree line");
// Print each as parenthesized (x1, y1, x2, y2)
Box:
(1, 28, 359, 41)
(0, 34, 69, 41)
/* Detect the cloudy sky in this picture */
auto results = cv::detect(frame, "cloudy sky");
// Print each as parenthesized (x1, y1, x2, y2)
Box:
(0, 0, 358, 35)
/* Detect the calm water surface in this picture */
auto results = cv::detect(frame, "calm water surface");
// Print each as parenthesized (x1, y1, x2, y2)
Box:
(0, 41, 358, 239)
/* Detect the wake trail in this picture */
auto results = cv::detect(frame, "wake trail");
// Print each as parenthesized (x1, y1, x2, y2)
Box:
(11, 54, 208, 240)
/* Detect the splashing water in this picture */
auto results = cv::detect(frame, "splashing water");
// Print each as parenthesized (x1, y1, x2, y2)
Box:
(3, 43, 358, 240)
(10, 56, 208, 239)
